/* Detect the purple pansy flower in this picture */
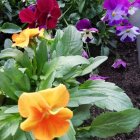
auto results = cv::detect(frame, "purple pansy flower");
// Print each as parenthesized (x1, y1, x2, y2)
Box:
(103, 0, 130, 25)
(112, 59, 127, 69)
(76, 19, 98, 43)
(89, 75, 109, 81)
(116, 25, 140, 42)
(82, 50, 89, 59)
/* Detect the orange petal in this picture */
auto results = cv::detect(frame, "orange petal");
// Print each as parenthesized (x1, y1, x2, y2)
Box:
(39, 84, 70, 109)
(32, 108, 72, 140)
(18, 92, 50, 118)
(12, 31, 29, 48)
(20, 107, 42, 131)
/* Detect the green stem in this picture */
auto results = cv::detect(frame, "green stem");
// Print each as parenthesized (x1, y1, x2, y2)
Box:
(86, 43, 91, 57)
(59, 5, 72, 20)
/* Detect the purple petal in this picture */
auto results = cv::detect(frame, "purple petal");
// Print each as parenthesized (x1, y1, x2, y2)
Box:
(89, 75, 109, 80)
(103, 0, 130, 10)
(112, 59, 127, 68)
(85, 37, 92, 43)
(82, 50, 89, 59)
(76, 19, 92, 31)
(89, 28, 98, 33)
(122, 35, 135, 42)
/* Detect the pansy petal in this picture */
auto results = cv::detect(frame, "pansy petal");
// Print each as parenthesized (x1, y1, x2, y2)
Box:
(76, 19, 92, 31)
(28, 28, 40, 37)
(19, 8, 35, 24)
(33, 108, 72, 140)
(89, 28, 98, 33)
(20, 107, 43, 131)
(12, 33, 29, 48)
(18, 92, 50, 118)
(37, 0, 54, 13)
(40, 84, 69, 109)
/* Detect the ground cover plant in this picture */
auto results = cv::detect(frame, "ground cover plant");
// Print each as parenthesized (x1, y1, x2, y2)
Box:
(0, 0, 140, 140)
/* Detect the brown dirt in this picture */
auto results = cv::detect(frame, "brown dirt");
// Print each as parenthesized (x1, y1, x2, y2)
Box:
(92, 43, 140, 140)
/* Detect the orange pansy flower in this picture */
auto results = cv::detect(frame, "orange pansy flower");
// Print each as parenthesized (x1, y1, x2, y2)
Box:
(18, 84, 73, 140)
(12, 28, 44, 48)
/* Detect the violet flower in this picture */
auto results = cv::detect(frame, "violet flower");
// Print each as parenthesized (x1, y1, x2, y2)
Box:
(116, 25, 140, 42)
(82, 50, 89, 59)
(112, 59, 127, 69)
(103, 0, 130, 25)
(89, 75, 109, 81)
(76, 19, 98, 43)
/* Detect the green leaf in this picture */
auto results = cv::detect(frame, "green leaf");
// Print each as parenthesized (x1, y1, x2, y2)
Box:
(78, 0, 86, 13)
(0, 23, 21, 34)
(36, 40, 48, 75)
(39, 72, 56, 90)
(58, 122, 76, 140)
(89, 108, 140, 138)
(72, 105, 91, 127)
(96, 21, 106, 32)
(69, 80, 133, 111)
(100, 46, 110, 56)
(0, 111, 21, 139)
(43, 55, 89, 78)
(81, 56, 108, 75)
(4, 106, 18, 114)
(0, 68, 30, 100)
(52, 26, 83, 57)
(0, 48, 33, 77)
(4, 39, 12, 49)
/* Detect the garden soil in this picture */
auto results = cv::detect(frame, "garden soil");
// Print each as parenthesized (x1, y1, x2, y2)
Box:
(90, 43, 140, 140)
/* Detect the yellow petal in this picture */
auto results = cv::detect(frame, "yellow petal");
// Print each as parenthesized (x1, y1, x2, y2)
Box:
(18, 92, 50, 118)
(12, 31, 29, 48)
(28, 28, 40, 38)
(39, 84, 70, 109)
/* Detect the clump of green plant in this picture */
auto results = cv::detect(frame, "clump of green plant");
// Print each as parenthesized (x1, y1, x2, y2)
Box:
(0, 24, 139, 140)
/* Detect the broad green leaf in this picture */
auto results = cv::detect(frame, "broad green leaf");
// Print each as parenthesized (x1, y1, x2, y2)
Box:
(4, 67, 30, 92)
(0, 48, 23, 59)
(4, 39, 12, 49)
(81, 56, 108, 75)
(0, 23, 21, 34)
(4, 106, 18, 114)
(0, 112, 21, 139)
(52, 26, 83, 56)
(58, 122, 76, 140)
(0, 48, 33, 77)
(69, 80, 133, 111)
(42, 55, 89, 78)
(89, 108, 140, 138)
(36, 40, 48, 75)
(0, 68, 30, 100)
(39, 72, 56, 90)
(0, 72, 17, 100)
(72, 105, 91, 127)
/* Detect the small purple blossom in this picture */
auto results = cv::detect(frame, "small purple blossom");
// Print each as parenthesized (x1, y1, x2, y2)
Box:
(116, 25, 140, 42)
(82, 50, 89, 59)
(89, 75, 109, 81)
(106, 6, 127, 26)
(103, 0, 130, 10)
(103, 0, 130, 26)
(112, 59, 127, 69)
(76, 19, 98, 43)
